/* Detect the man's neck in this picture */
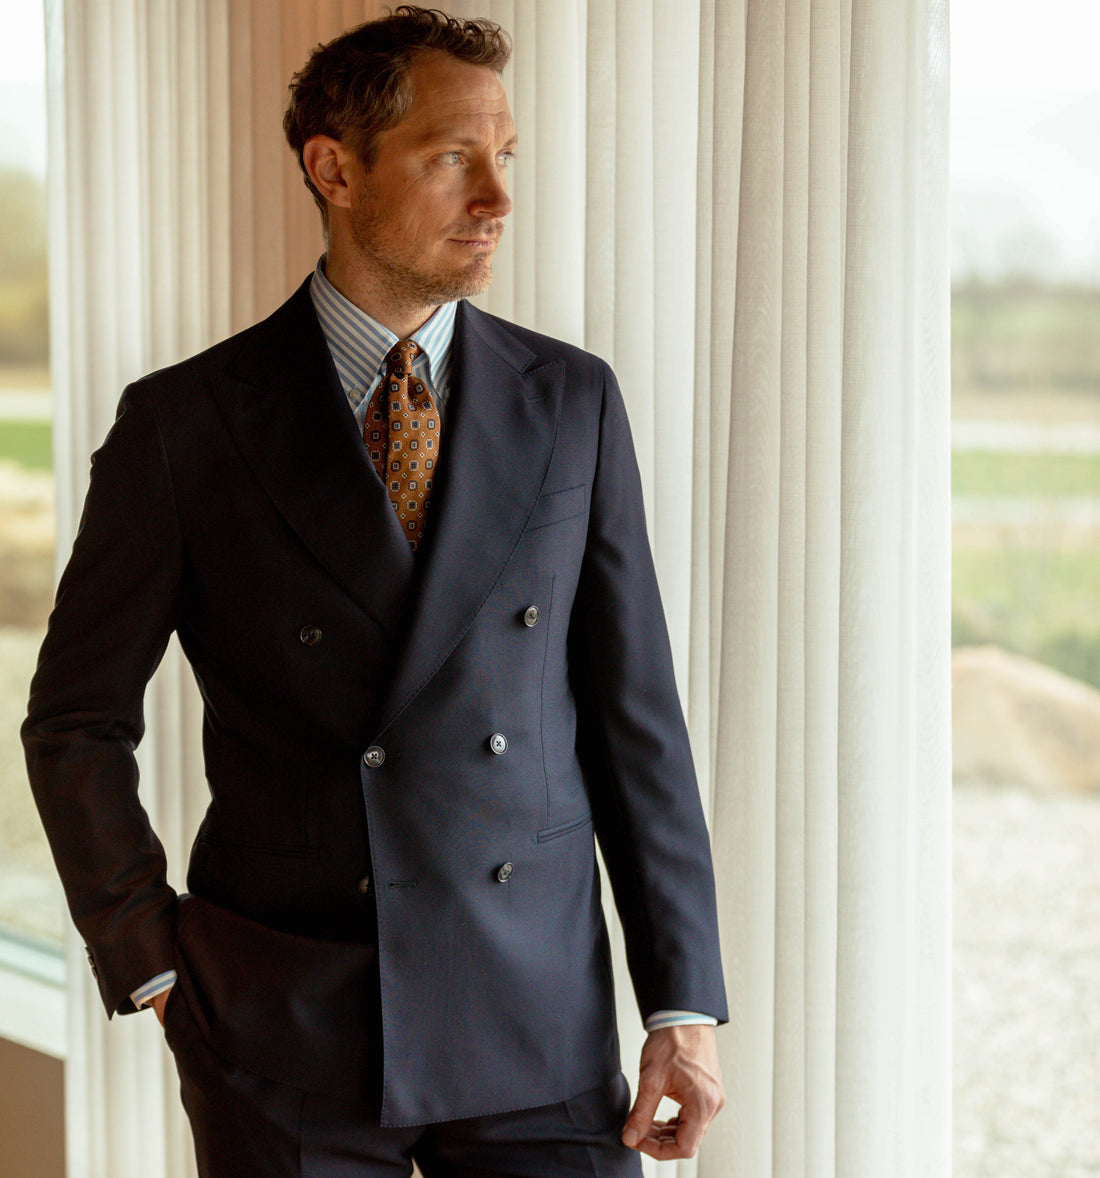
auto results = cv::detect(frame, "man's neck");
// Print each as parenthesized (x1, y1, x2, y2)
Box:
(323, 250, 438, 340)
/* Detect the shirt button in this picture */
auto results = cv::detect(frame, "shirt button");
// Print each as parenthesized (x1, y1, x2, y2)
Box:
(496, 862, 514, 883)
(363, 746, 385, 768)
(299, 624, 323, 646)
(489, 733, 508, 755)
(523, 606, 540, 628)
(357, 876, 372, 895)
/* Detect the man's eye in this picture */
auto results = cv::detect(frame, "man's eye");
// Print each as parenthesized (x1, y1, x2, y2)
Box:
(440, 152, 463, 165)
(497, 152, 516, 169)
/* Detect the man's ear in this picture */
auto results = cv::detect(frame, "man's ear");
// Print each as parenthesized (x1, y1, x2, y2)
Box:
(302, 135, 355, 211)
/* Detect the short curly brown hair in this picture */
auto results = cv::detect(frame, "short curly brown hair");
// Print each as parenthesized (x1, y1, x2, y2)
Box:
(283, 6, 511, 223)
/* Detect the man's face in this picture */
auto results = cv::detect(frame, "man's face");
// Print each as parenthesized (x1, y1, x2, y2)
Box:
(346, 52, 516, 308)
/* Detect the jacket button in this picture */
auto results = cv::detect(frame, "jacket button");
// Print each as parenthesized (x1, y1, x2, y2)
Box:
(489, 732, 508, 755)
(523, 605, 540, 627)
(496, 862, 514, 883)
(299, 624, 322, 646)
(357, 875, 371, 895)
(363, 746, 385, 768)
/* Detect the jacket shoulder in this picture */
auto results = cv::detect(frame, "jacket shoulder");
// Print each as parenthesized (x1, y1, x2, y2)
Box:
(460, 303, 614, 383)
(122, 279, 318, 408)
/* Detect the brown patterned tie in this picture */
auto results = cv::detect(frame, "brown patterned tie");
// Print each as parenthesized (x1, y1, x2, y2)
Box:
(364, 340, 441, 550)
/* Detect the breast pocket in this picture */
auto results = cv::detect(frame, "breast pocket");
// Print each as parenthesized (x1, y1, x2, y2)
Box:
(523, 484, 586, 533)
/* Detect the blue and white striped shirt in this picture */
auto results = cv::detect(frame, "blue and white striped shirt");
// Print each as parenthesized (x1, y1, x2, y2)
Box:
(308, 257, 457, 434)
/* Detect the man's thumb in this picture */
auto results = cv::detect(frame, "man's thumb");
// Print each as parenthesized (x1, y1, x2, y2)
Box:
(622, 1084, 660, 1148)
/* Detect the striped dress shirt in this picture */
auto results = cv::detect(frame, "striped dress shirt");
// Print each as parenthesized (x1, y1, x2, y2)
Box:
(309, 257, 457, 433)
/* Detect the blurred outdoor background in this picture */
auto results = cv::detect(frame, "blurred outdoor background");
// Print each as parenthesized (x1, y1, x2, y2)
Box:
(0, 4, 60, 965)
(950, 3, 1100, 1175)
(1, 1, 1099, 1175)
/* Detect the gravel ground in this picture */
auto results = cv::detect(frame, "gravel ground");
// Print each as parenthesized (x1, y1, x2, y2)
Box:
(954, 781, 1100, 1177)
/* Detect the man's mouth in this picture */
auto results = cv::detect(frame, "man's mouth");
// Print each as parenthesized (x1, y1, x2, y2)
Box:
(448, 224, 504, 248)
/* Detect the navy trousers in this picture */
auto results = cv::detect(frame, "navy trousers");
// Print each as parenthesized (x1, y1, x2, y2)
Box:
(164, 980, 643, 1178)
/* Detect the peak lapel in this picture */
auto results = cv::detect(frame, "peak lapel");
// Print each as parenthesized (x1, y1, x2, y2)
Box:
(375, 303, 563, 733)
(215, 280, 414, 635)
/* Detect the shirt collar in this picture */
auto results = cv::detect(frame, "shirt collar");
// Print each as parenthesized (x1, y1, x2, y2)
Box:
(308, 256, 457, 398)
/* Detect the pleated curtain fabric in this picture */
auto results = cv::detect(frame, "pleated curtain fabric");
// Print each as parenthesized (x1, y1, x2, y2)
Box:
(45, 2, 949, 1177)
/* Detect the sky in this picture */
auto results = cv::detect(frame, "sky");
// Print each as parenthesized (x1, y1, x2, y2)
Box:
(0, 1, 47, 178)
(951, 0, 1100, 280)
(0, 1, 45, 84)
(0, 1, 1097, 279)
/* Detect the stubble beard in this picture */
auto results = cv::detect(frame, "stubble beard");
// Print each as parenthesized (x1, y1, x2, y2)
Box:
(350, 205, 501, 310)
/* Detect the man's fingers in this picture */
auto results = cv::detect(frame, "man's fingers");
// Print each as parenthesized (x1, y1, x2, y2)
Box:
(635, 1113, 707, 1161)
(642, 1116, 680, 1146)
(626, 1115, 712, 1161)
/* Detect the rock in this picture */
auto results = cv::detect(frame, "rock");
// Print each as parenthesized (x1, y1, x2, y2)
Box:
(953, 645, 1100, 794)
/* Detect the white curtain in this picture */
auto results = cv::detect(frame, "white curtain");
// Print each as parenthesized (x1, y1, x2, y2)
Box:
(45, 2, 950, 1176)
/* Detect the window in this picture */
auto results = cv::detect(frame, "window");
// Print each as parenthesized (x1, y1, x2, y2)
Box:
(0, 2, 66, 1054)
(951, 3, 1100, 1173)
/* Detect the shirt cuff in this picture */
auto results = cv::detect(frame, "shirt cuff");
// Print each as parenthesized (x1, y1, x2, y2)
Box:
(130, 970, 177, 1009)
(644, 1010, 719, 1032)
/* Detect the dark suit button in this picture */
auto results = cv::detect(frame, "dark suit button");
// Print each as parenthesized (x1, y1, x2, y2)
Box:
(299, 624, 322, 646)
(496, 862, 513, 883)
(363, 746, 385, 768)
(357, 876, 371, 895)
(489, 732, 508, 755)
(523, 605, 540, 627)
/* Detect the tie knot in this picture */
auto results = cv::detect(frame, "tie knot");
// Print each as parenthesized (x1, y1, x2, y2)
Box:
(389, 340, 421, 374)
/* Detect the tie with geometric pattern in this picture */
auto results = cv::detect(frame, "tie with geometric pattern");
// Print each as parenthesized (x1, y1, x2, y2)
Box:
(363, 339, 441, 550)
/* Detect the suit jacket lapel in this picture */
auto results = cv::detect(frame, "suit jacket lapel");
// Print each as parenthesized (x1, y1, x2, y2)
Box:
(215, 279, 415, 635)
(375, 301, 563, 734)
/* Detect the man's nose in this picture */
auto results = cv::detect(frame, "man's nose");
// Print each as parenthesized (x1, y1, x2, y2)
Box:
(469, 163, 513, 220)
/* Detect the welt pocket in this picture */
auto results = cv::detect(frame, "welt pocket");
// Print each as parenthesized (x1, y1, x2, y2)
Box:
(536, 813, 593, 843)
(523, 484, 585, 533)
(197, 832, 320, 859)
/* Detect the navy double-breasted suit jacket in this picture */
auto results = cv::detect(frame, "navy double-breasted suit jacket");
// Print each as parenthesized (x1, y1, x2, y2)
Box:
(24, 278, 727, 1126)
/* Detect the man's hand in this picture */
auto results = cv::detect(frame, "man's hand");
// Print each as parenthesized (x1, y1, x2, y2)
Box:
(621, 1024, 725, 1160)
(150, 986, 172, 1027)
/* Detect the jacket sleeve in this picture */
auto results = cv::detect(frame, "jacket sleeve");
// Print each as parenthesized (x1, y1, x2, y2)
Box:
(22, 385, 183, 1016)
(569, 362, 728, 1025)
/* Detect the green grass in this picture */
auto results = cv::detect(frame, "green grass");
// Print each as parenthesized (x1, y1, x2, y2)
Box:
(953, 451, 1100, 497)
(953, 543, 1100, 689)
(0, 420, 52, 470)
(951, 442, 1100, 687)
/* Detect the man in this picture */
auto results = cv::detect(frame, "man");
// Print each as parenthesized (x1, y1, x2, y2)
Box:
(24, 8, 727, 1176)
